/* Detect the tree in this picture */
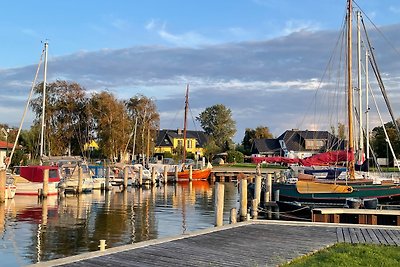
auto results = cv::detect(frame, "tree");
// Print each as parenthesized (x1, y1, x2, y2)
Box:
(242, 126, 273, 155)
(90, 91, 131, 162)
(196, 104, 236, 150)
(126, 94, 160, 162)
(371, 121, 400, 165)
(30, 80, 89, 157)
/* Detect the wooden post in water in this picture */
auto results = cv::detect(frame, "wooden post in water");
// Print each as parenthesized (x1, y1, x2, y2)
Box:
(41, 197, 48, 226)
(123, 166, 128, 189)
(0, 169, 6, 203)
(77, 167, 83, 194)
(151, 167, 156, 185)
(138, 166, 143, 186)
(255, 175, 262, 206)
(251, 199, 258, 219)
(174, 165, 179, 182)
(214, 182, 224, 227)
(265, 173, 272, 202)
(189, 165, 193, 181)
(239, 179, 248, 221)
(163, 166, 168, 184)
(105, 166, 110, 191)
(229, 208, 237, 224)
(42, 169, 49, 198)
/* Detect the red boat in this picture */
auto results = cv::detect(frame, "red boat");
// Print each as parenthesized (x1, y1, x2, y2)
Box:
(176, 168, 212, 181)
(13, 166, 60, 196)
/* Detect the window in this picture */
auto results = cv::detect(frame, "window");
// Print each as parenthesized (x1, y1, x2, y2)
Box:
(305, 139, 325, 150)
(187, 140, 192, 148)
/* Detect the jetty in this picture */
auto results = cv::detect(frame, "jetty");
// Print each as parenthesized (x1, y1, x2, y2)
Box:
(29, 220, 400, 267)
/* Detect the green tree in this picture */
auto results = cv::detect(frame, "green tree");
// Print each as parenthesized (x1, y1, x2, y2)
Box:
(371, 121, 400, 165)
(242, 126, 273, 155)
(227, 150, 244, 163)
(196, 104, 236, 150)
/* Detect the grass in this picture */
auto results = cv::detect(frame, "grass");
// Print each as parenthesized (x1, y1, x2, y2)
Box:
(282, 243, 400, 267)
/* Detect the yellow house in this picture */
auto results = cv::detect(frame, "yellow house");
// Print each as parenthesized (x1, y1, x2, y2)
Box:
(154, 129, 208, 158)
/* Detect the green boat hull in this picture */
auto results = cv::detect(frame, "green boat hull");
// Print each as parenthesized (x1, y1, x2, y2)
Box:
(273, 183, 400, 203)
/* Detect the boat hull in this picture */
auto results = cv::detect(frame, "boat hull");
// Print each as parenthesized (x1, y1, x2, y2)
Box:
(15, 182, 59, 196)
(273, 182, 400, 202)
(175, 168, 212, 181)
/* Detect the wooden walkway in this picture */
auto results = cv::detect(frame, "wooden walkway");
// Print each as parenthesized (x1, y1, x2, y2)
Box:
(30, 221, 400, 267)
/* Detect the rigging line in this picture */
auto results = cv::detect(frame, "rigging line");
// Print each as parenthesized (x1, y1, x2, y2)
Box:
(353, 0, 400, 57)
(369, 78, 400, 171)
(6, 49, 44, 169)
(361, 18, 400, 138)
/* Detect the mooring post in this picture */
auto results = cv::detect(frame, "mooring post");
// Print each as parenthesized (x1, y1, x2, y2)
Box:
(42, 168, 49, 198)
(41, 198, 48, 226)
(251, 199, 258, 219)
(105, 166, 110, 191)
(77, 167, 83, 194)
(229, 208, 237, 224)
(151, 166, 156, 185)
(214, 182, 224, 227)
(138, 166, 143, 186)
(239, 179, 248, 221)
(163, 165, 168, 184)
(0, 169, 6, 203)
(189, 165, 193, 181)
(124, 166, 129, 189)
(255, 175, 262, 206)
(174, 165, 179, 182)
(266, 173, 272, 202)
(99, 239, 107, 251)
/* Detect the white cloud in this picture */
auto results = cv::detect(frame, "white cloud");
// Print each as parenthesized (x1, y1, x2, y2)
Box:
(282, 20, 320, 35)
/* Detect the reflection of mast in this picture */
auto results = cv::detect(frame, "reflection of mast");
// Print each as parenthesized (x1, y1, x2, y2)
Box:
(181, 186, 187, 233)
(183, 85, 189, 163)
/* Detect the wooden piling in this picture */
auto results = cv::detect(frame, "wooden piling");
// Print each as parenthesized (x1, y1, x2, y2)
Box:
(174, 165, 179, 182)
(0, 170, 5, 203)
(189, 165, 193, 181)
(214, 182, 224, 227)
(41, 198, 48, 226)
(124, 166, 129, 189)
(252, 199, 258, 219)
(138, 166, 143, 186)
(266, 173, 272, 202)
(255, 175, 262, 205)
(42, 169, 49, 198)
(229, 208, 237, 224)
(105, 166, 110, 191)
(163, 166, 168, 184)
(77, 167, 83, 194)
(239, 179, 248, 221)
(151, 167, 156, 185)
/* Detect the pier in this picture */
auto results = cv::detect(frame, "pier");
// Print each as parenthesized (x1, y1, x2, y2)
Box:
(29, 220, 400, 267)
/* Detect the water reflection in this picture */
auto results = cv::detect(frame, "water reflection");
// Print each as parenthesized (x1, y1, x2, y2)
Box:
(0, 182, 238, 266)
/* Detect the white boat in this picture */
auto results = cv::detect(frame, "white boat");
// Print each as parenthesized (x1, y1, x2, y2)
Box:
(12, 166, 60, 196)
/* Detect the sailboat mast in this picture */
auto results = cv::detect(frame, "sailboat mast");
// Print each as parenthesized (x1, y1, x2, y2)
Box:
(347, 0, 355, 179)
(365, 49, 370, 170)
(40, 41, 48, 165)
(183, 84, 189, 163)
(357, 10, 363, 165)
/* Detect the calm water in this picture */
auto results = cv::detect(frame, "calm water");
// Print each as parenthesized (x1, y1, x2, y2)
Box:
(0, 182, 239, 266)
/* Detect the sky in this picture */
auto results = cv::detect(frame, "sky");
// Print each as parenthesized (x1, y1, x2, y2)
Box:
(1, 0, 400, 143)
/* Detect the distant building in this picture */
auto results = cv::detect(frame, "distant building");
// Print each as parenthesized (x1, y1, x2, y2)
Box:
(251, 129, 344, 159)
(154, 129, 208, 158)
(0, 140, 17, 168)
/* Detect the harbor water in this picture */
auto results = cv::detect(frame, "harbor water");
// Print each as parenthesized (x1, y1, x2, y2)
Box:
(0, 182, 239, 266)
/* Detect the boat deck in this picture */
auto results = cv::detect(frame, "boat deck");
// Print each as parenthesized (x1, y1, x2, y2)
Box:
(30, 220, 400, 267)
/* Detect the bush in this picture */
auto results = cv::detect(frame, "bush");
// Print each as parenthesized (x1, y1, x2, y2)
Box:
(227, 150, 244, 163)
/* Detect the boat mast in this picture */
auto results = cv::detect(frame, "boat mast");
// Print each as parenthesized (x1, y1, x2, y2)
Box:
(357, 10, 363, 165)
(365, 49, 370, 175)
(347, 0, 355, 179)
(40, 41, 48, 165)
(183, 84, 189, 163)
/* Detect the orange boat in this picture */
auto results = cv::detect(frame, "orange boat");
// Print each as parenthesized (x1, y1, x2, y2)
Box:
(176, 167, 212, 181)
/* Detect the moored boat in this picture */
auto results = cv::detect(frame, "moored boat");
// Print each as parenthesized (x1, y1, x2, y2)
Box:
(13, 166, 60, 196)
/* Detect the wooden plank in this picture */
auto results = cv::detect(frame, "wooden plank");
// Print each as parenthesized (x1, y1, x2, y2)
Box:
(342, 228, 352, 243)
(336, 227, 345, 243)
(386, 230, 400, 246)
(378, 229, 396, 246)
(348, 228, 359, 243)
(353, 228, 365, 243)
(367, 229, 382, 244)
(360, 228, 373, 243)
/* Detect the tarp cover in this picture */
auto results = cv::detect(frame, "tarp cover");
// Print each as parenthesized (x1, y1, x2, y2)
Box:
(20, 166, 60, 182)
(251, 150, 353, 167)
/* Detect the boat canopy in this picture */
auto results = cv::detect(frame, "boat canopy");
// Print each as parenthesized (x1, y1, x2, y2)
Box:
(19, 166, 60, 182)
(251, 150, 353, 167)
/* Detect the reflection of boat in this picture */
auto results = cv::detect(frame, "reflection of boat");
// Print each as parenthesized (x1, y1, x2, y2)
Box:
(272, 0, 400, 203)
(178, 180, 211, 190)
(13, 166, 60, 196)
(4, 173, 16, 199)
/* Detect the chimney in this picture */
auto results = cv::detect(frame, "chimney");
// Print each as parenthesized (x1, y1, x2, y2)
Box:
(177, 128, 182, 135)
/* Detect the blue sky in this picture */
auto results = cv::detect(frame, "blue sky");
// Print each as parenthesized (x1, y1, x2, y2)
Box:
(1, 0, 400, 142)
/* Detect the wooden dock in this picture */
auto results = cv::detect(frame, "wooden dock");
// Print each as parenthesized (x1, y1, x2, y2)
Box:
(29, 220, 400, 267)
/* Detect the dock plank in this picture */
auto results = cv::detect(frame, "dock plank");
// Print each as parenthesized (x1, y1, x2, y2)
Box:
(32, 222, 400, 267)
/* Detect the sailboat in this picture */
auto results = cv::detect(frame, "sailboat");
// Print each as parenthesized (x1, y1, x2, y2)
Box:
(273, 0, 400, 202)
(172, 85, 212, 181)
(8, 42, 60, 196)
